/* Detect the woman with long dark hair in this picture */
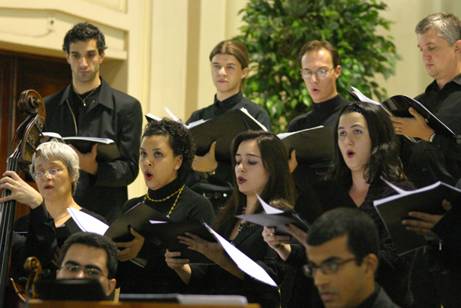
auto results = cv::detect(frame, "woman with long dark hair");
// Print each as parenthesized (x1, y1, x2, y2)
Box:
(166, 130, 295, 308)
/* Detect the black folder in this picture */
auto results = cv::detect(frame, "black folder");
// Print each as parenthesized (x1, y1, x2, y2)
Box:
(104, 202, 167, 242)
(41, 132, 121, 161)
(278, 126, 334, 164)
(237, 211, 309, 235)
(374, 181, 461, 255)
(186, 109, 267, 161)
(37, 279, 107, 301)
(350, 87, 455, 138)
(146, 221, 215, 262)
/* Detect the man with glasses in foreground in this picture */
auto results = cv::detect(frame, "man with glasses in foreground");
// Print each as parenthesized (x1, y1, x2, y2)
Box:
(57, 232, 118, 298)
(305, 207, 398, 308)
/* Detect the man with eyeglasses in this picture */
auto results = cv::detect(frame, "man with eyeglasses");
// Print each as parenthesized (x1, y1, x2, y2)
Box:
(305, 208, 398, 308)
(56, 232, 118, 298)
(287, 40, 349, 225)
(289, 40, 348, 133)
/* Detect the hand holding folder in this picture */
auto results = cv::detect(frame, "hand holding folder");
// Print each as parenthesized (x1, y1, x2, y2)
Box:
(237, 195, 309, 235)
(373, 180, 461, 255)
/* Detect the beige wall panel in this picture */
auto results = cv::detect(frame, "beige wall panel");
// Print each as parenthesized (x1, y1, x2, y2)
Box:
(379, 0, 460, 97)
(148, 0, 189, 120)
(82, 0, 127, 12)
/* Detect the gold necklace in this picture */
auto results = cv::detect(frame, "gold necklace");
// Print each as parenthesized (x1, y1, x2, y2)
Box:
(144, 184, 185, 218)
(145, 184, 184, 202)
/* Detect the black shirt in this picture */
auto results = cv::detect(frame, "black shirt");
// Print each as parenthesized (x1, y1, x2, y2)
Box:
(187, 92, 271, 131)
(186, 92, 271, 189)
(288, 95, 348, 132)
(401, 75, 461, 187)
(288, 95, 349, 224)
(115, 178, 215, 293)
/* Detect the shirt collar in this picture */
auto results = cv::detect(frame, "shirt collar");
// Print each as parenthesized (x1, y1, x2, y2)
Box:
(58, 79, 113, 110)
(213, 92, 243, 111)
(426, 73, 461, 92)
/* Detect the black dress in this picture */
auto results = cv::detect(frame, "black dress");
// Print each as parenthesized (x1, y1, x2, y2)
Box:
(116, 178, 215, 293)
(187, 221, 280, 308)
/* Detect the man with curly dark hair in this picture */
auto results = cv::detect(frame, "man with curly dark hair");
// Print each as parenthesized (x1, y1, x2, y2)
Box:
(44, 22, 143, 222)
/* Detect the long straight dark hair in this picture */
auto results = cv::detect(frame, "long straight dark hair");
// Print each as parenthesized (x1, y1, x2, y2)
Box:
(214, 131, 295, 234)
(331, 101, 406, 188)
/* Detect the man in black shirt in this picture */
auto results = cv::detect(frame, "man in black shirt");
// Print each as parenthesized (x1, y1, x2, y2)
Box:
(288, 41, 348, 223)
(288, 40, 348, 133)
(392, 13, 461, 187)
(44, 23, 143, 221)
(186, 40, 270, 209)
(393, 12, 461, 308)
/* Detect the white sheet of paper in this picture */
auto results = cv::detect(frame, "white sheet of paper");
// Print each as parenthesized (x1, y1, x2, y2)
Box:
(67, 208, 109, 235)
(257, 194, 284, 214)
(380, 177, 408, 195)
(149, 220, 168, 224)
(178, 294, 247, 304)
(203, 223, 277, 287)
(145, 113, 162, 122)
(164, 107, 181, 122)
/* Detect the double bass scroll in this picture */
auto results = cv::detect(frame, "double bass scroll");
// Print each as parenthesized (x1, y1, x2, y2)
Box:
(0, 89, 46, 305)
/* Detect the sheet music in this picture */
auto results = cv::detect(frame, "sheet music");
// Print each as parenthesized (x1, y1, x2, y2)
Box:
(203, 223, 277, 287)
(67, 208, 109, 235)
(257, 194, 284, 214)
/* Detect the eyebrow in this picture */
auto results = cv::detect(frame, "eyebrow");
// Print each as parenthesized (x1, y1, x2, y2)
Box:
(310, 256, 342, 266)
(235, 153, 261, 158)
(65, 260, 103, 271)
(338, 123, 365, 130)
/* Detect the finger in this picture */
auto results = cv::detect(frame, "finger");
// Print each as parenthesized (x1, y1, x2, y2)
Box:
(408, 211, 440, 223)
(2, 171, 21, 180)
(117, 248, 132, 260)
(405, 226, 430, 236)
(408, 107, 423, 120)
(402, 219, 433, 229)
(91, 144, 98, 153)
(130, 227, 143, 239)
(0, 195, 14, 203)
(115, 241, 132, 248)
(209, 141, 217, 152)
(184, 232, 203, 241)
(165, 250, 182, 258)
(441, 200, 452, 211)
(274, 235, 292, 243)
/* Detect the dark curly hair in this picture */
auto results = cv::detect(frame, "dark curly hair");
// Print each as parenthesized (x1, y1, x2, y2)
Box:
(214, 130, 295, 233)
(331, 101, 405, 188)
(63, 22, 107, 54)
(142, 118, 195, 181)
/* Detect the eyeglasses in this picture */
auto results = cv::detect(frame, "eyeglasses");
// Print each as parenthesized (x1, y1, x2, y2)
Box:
(300, 67, 333, 79)
(34, 167, 63, 179)
(303, 257, 356, 277)
(61, 262, 104, 279)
